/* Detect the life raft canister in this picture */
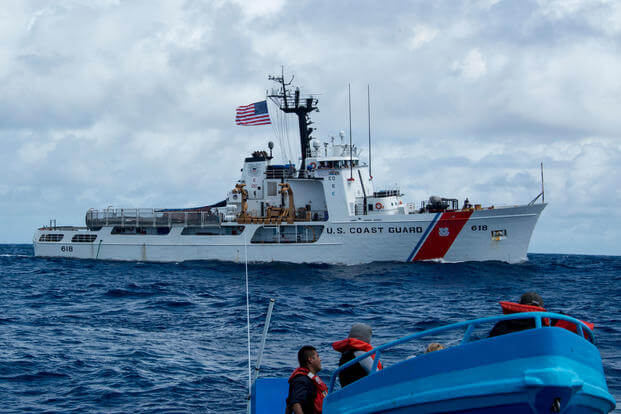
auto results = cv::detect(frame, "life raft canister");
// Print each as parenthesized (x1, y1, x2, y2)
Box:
(375, 202, 383, 210)
(288, 367, 327, 414)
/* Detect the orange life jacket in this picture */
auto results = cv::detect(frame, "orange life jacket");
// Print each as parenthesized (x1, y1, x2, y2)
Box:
(499, 301, 594, 338)
(288, 367, 327, 414)
(499, 300, 550, 326)
(332, 338, 383, 370)
(499, 301, 546, 314)
(553, 318, 595, 339)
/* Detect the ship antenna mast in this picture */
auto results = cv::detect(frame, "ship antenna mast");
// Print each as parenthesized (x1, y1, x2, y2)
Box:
(268, 68, 318, 178)
(367, 84, 372, 180)
(348, 83, 354, 181)
(541, 162, 545, 203)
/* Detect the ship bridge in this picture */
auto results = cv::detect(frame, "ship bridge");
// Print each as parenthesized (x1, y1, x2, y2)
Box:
(228, 130, 409, 224)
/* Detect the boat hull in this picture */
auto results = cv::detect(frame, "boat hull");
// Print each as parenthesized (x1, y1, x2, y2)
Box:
(33, 204, 545, 264)
(322, 328, 615, 413)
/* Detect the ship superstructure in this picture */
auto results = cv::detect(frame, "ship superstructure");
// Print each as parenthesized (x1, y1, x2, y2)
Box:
(33, 74, 546, 264)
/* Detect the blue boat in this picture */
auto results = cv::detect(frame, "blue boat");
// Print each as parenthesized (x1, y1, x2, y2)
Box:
(251, 312, 616, 413)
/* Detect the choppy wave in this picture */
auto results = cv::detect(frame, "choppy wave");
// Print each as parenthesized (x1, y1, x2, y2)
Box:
(0, 244, 619, 412)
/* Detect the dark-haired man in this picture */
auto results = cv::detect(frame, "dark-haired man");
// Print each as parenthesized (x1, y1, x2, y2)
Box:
(489, 292, 545, 337)
(490, 291, 595, 339)
(285, 346, 327, 414)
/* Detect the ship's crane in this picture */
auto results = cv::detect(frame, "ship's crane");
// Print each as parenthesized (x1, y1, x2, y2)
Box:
(278, 183, 295, 224)
(233, 183, 249, 221)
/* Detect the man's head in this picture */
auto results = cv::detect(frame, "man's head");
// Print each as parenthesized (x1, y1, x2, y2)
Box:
(348, 323, 372, 344)
(425, 342, 445, 353)
(298, 345, 322, 373)
(519, 292, 544, 308)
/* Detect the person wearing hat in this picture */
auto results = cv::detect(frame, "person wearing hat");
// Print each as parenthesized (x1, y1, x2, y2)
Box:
(489, 292, 546, 337)
(332, 323, 383, 387)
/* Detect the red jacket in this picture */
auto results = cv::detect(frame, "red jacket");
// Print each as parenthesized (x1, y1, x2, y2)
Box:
(332, 338, 383, 370)
(499, 301, 594, 338)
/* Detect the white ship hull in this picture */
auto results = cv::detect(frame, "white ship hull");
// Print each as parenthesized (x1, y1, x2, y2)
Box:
(32, 74, 547, 265)
(33, 204, 545, 265)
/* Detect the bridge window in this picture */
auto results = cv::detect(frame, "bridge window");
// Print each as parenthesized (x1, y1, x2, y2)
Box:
(267, 182, 277, 196)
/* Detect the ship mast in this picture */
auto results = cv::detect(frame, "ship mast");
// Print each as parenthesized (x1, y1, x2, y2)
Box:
(268, 69, 318, 177)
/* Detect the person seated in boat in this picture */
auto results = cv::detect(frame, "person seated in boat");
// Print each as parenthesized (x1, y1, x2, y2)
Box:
(489, 292, 545, 337)
(490, 292, 595, 339)
(285, 345, 327, 414)
(425, 342, 445, 353)
(405, 342, 446, 360)
(332, 323, 383, 387)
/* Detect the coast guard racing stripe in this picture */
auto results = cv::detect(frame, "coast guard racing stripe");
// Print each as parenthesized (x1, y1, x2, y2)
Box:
(406, 213, 441, 261)
(409, 211, 474, 261)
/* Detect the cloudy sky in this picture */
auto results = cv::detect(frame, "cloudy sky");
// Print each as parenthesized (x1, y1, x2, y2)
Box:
(1, 0, 620, 255)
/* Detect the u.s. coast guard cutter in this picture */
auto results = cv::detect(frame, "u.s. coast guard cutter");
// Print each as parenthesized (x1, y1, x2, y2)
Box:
(34, 74, 546, 264)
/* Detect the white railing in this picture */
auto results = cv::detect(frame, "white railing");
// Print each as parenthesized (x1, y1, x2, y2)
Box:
(85, 208, 221, 228)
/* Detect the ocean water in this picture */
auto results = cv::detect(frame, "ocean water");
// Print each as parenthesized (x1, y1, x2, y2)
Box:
(0, 244, 619, 413)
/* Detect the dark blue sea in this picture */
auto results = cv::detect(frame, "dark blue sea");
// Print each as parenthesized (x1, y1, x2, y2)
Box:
(0, 244, 619, 413)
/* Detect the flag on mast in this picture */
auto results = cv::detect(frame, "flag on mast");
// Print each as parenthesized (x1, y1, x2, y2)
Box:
(235, 100, 271, 126)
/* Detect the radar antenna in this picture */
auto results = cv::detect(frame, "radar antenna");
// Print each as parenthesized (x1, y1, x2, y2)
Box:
(268, 68, 318, 177)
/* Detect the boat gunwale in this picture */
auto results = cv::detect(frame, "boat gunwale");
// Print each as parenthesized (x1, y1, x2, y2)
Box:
(328, 311, 595, 393)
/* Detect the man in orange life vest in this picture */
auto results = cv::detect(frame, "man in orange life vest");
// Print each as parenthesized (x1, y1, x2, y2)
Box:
(332, 323, 382, 387)
(489, 291, 594, 338)
(490, 292, 545, 337)
(285, 345, 328, 414)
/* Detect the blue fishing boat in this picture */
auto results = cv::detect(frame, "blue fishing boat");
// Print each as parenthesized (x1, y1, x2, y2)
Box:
(251, 312, 616, 413)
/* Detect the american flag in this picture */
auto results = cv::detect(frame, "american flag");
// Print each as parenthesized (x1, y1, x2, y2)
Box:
(235, 100, 271, 126)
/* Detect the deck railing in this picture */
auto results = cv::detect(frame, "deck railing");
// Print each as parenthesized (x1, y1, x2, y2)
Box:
(328, 312, 594, 393)
(85, 208, 221, 228)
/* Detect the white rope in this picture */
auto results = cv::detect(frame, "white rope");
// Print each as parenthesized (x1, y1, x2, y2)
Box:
(269, 99, 287, 162)
(245, 235, 251, 398)
(267, 92, 296, 165)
